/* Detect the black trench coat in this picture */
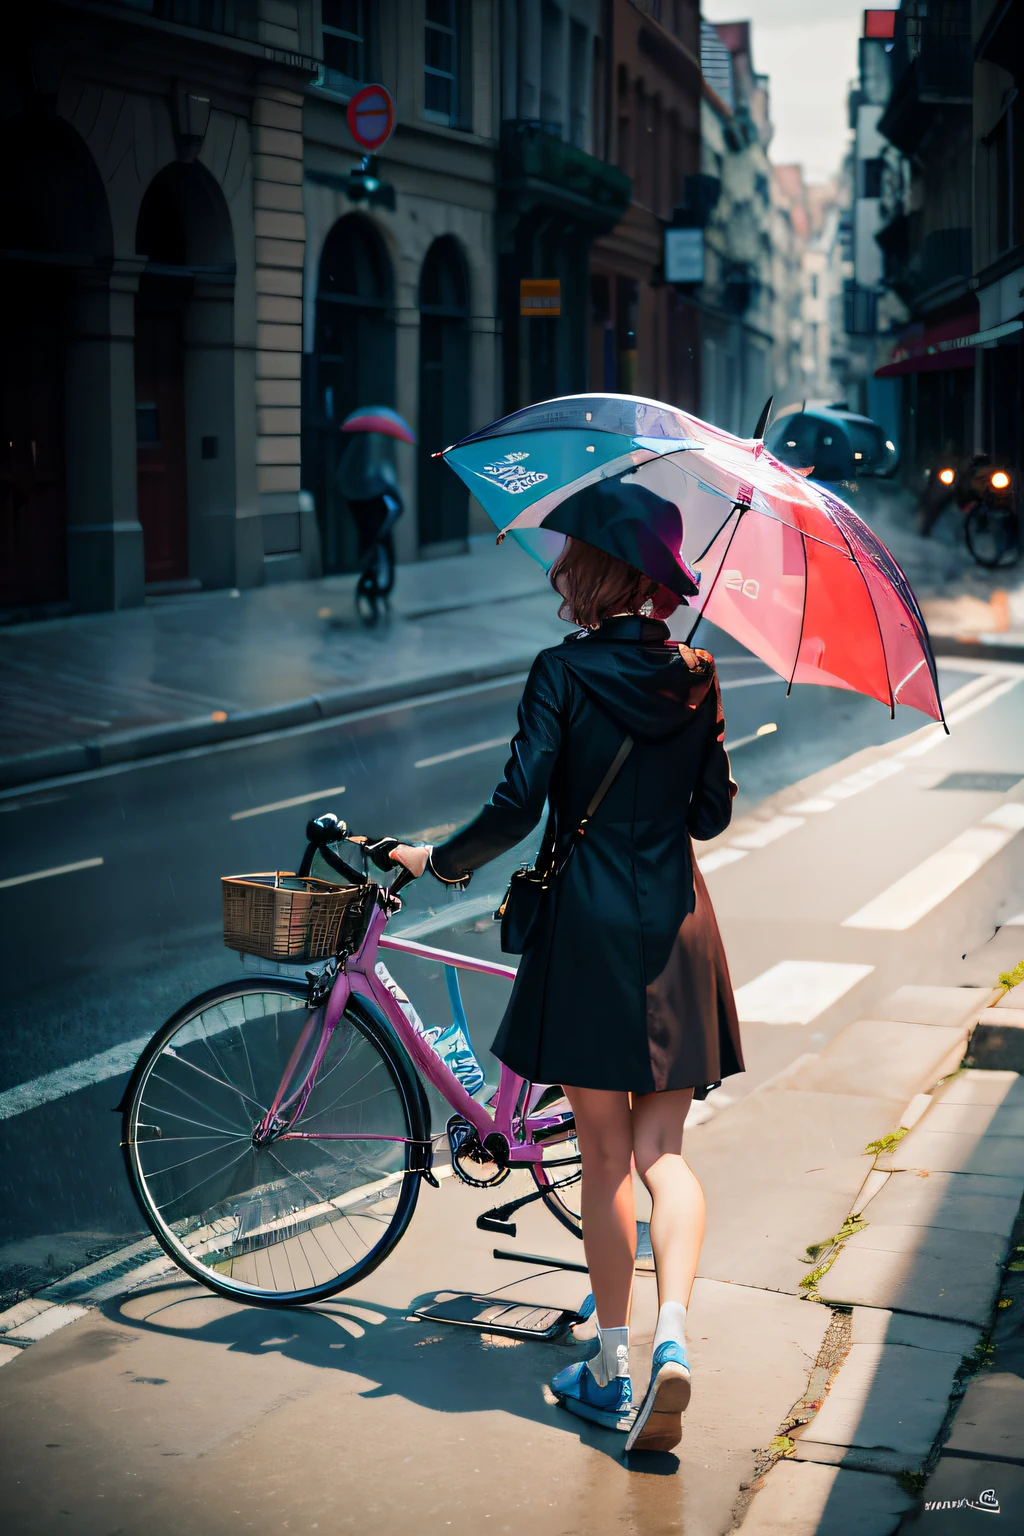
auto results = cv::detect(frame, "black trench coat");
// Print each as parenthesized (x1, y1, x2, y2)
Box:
(430, 616, 744, 1095)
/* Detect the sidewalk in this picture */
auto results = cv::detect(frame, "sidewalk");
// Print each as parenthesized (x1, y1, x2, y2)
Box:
(1, 979, 1021, 1534)
(2, 485, 1022, 793)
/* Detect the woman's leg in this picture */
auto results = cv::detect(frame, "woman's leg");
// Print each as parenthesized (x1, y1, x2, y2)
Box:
(631, 1088, 705, 1308)
(623, 1088, 704, 1453)
(562, 1086, 636, 1327)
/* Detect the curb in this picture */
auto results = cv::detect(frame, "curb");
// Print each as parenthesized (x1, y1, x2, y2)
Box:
(931, 634, 1024, 665)
(0, 656, 537, 792)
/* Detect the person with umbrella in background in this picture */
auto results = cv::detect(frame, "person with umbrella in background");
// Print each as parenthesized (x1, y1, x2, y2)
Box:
(388, 392, 945, 1460)
(335, 406, 415, 621)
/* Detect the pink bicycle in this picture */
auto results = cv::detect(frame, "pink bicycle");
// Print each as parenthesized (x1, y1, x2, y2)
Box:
(120, 815, 582, 1307)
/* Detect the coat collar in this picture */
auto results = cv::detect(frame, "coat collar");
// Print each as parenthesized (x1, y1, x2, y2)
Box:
(584, 616, 672, 643)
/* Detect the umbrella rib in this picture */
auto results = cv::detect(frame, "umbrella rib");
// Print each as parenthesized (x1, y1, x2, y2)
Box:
(786, 530, 810, 698)
(831, 515, 896, 719)
(686, 506, 743, 646)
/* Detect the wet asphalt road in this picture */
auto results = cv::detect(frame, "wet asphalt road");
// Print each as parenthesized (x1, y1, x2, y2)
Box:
(0, 632, 968, 1303)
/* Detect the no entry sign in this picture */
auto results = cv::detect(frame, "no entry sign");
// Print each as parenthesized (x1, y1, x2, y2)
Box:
(347, 84, 395, 152)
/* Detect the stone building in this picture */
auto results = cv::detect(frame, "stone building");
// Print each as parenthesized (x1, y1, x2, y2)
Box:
(697, 20, 775, 436)
(301, 1, 502, 568)
(585, 0, 702, 410)
(1, 1, 319, 615)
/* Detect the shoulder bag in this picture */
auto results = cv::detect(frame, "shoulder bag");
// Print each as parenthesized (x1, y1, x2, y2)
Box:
(495, 735, 634, 955)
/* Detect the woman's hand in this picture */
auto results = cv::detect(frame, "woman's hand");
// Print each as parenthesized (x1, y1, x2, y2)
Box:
(389, 843, 432, 878)
(677, 644, 712, 672)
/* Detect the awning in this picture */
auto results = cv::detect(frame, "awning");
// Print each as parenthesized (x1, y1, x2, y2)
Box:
(874, 304, 980, 378)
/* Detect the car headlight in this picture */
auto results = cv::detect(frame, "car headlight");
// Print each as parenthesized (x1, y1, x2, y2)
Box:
(938, 468, 955, 485)
(885, 440, 895, 452)
(991, 470, 1011, 490)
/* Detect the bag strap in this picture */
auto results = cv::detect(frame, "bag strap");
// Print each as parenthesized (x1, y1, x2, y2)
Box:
(578, 734, 634, 835)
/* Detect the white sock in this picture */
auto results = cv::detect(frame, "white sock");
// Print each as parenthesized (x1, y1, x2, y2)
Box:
(653, 1301, 687, 1352)
(589, 1324, 629, 1387)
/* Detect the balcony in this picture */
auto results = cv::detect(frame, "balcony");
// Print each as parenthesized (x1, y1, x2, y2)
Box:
(499, 122, 632, 232)
(104, 0, 259, 39)
(879, 35, 972, 157)
(877, 215, 971, 308)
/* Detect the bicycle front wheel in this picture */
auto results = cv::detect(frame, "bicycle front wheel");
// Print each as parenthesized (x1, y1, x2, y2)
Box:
(121, 979, 428, 1306)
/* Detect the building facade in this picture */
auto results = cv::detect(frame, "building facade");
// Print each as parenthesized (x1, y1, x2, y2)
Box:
(1, 1, 318, 616)
(697, 20, 775, 436)
(586, 0, 701, 411)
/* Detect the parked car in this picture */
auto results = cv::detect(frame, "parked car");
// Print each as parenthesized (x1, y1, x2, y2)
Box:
(765, 404, 898, 482)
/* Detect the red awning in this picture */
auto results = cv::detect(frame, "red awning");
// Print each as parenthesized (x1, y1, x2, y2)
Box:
(874, 304, 979, 378)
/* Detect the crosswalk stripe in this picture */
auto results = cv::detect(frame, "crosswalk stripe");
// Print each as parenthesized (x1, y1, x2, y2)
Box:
(842, 801, 1024, 931)
(732, 960, 874, 1025)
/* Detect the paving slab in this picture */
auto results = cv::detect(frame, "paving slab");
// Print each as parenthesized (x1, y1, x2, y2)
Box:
(737, 1460, 914, 1535)
(0, 1170, 831, 1536)
(922, 1100, 1024, 1137)
(880, 1126, 1024, 1180)
(795, 1333, 969, 1469)
(898, 1456, 1024, 1530)
(779, 1020, 966, 1102)
(848, 1308, 980, 1356)
(688, 1086, 907, 1293)
(872, 988, 996, 1030)
(935, 1071, 1023, 1108)
(818, 1222, 1006, 1325)
(943, 1372, 1024, 1463)
(857, 1168, 1023, 1240)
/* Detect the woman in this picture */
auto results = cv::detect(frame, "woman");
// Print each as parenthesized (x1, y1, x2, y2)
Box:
(390, 498, 742, 1456)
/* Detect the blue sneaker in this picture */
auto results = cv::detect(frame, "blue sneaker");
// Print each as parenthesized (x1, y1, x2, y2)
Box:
(624, 1340, 691, 1453)
(551, 1360, 634, 1432)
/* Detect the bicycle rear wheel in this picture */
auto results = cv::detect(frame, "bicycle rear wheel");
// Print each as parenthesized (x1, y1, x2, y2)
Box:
(531, 1133, 583, 1239)
(965, 505, 1021, 568)
(121, 979, 428, 1306)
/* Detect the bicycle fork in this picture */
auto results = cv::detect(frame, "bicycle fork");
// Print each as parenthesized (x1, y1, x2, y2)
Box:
(252, 965, 353, 1146)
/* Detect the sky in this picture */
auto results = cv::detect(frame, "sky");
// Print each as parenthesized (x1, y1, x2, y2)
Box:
(701, 0, 898, 183)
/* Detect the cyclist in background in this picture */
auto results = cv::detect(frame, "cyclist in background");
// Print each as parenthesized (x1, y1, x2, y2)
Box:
(390, 509, 742, 1458)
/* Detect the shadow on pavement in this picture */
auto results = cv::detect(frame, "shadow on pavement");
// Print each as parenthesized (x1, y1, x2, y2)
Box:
(102, 1278, 678, 1473)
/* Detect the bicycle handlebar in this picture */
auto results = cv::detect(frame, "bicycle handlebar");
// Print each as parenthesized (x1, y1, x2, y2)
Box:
(300, 814, 424, 894)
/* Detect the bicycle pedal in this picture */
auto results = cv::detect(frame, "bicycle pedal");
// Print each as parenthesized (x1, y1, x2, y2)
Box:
(477, 1213, 517, 1237)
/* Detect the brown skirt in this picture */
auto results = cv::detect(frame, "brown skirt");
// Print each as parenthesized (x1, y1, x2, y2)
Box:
(642, 857, 744, 1096)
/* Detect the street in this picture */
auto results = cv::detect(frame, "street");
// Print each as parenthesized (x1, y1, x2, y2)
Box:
(0, 639, 1013, 1304)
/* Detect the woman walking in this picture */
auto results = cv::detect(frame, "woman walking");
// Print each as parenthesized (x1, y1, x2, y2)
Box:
(390, 481, 743, 1455)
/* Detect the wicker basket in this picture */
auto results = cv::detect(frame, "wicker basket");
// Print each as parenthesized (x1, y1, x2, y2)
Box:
(222, 873, 371, 962)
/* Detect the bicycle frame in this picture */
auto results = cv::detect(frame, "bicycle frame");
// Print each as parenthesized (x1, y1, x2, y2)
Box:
(254, 890, 572, 1166)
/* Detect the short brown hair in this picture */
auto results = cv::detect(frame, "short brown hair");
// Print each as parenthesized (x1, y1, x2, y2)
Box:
(549, 536, 680, 627)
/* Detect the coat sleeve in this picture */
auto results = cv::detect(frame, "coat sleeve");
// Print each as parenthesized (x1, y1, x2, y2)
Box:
(686, 669, 738, 842)
(429, 653, 566, 883)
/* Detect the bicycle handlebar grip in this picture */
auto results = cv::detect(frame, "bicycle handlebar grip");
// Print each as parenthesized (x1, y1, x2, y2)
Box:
(305, 813, 347, 844)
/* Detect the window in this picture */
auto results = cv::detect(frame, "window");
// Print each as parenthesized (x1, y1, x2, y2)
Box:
(861, 157, 884, 199)
(322, 0, 365, 93)
(424, 0, 459, 126)
(569, 21, 588, 148)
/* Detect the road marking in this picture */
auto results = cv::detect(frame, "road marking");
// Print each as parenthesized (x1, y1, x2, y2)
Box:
(900, 677, 1019, 757)
(726, 723, 777, 751)
(842, 801, 1024, 931)
(733, 960, 874, 1025)
(230, 785, 346, 821)
(696, 847, 748, 875)
(394, 894, 503, 939)
(0, 1033, 153, 1120)
(416, 737, 508, 769)
(731, 814, 805, 850)
(0, 857, 103, 890)
(719, 674, 779, 691)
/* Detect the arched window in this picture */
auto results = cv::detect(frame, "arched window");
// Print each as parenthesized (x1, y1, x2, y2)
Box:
(418, 238, 470, 550)
(307, 216, 396, 572)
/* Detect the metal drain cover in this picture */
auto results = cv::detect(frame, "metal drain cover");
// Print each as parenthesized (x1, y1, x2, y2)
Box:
(931, 772, 1024, 793)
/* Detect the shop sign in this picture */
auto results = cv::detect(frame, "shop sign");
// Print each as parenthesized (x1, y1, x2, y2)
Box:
(520, 279, 561, 317)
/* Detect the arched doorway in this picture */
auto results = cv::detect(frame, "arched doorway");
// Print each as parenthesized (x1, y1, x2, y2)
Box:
(306, 216, 395, 573)
(0, 114, 112, 612)
(134, 163, 235, 588)
(417, 238, 470, 552)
